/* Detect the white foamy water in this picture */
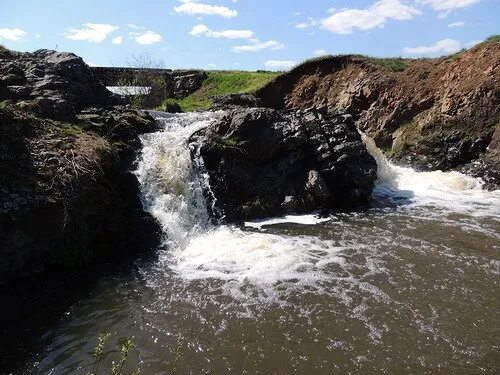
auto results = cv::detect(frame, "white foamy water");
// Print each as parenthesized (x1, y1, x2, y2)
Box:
(245, 213, 331, 229)
(362, 134, 500, 216)
(136, 112, 499, 303)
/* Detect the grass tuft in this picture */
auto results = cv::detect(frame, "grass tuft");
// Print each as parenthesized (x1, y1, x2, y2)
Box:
(485, 35, 500, 43)
(366, 57, 409, 72)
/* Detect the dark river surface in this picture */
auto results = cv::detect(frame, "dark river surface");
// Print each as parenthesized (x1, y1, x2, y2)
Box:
(3, 112, 499, 374)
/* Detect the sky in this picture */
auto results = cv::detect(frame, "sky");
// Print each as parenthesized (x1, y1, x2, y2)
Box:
(1, 0, 498, 70)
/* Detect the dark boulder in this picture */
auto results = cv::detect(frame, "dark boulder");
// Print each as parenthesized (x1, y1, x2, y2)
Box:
(190, 107, 377, 221)
(164, 102, 183, 113)
(0, 49, 126, 121)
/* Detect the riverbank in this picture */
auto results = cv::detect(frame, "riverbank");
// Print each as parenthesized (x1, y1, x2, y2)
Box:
(0, 48, 161, 283)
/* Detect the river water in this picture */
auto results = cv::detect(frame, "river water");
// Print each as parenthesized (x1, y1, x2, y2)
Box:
(19, 112, 500, 374)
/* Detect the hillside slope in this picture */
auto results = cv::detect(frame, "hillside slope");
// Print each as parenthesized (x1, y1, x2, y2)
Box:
(256, 39, 499, 182)
(164, 70, 278, 111)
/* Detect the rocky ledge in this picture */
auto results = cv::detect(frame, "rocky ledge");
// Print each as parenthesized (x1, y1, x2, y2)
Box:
(0, 48, 160, 283)
(255, 39, 500, 188)
(190, 107, 377, 221)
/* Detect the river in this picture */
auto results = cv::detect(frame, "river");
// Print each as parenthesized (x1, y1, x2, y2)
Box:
(12, 112, 500, 374)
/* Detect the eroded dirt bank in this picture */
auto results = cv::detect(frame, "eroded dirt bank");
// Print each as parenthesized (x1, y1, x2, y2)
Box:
(256, 39, 499, 187)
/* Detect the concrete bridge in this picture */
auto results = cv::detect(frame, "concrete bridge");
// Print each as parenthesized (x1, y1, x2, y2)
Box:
(90, 67, 207, 98)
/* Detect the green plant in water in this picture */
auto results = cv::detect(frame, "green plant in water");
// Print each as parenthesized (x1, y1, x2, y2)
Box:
(86, 334, 139, 375)
(111, 339, 134, 375)
(88, 332, 110, 375)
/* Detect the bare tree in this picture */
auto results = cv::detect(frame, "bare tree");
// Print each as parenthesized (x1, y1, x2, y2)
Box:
(118, 53, 167, 108)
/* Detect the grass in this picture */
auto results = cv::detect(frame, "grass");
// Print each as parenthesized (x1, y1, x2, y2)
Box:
(485, 35, 500, 43)
(366, 57, 409, 72)
(290, 53, 410, 73)
(161, 70, 279, 111)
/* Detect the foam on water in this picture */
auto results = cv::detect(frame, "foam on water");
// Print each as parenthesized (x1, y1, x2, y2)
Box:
(136, 112, 499, 305)
(244, 213, 331, 229)
(362, 134, 500, 216)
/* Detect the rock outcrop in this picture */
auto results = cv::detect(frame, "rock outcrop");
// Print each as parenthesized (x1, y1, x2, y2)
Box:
(190, 107, 377, 221)
(255, 39, 500, 186)
(0, 48, 160, 283)
(0, 49, 125, 121)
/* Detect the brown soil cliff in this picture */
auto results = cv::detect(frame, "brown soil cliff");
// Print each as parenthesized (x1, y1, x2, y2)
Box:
(256, 39, 500, 185)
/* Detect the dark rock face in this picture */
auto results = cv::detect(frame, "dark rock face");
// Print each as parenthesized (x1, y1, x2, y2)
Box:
(190, 107, 377, 221)
(0, 49, 161, 284)
(164, 102, 183, 113)
(0, 49, 125, 121)
(168, 70, 207, 97)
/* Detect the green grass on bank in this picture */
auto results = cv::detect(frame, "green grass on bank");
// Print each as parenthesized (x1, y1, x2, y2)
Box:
(366, 57, 409, 72)
(291, 54, 409, 73)
(485, 35, 500, 43)
(162, 70, 279, 112)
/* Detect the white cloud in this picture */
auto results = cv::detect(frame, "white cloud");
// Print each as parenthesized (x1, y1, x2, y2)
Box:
(232, 40, 284, 52)
(448, 21, 465, 27)
(314, 49, 328, 56)
(403, 38, 461, 55)
(321, 0, 420, 34)
(112, 36, 124, 44)
(189, 24, 253, 39)
(0, 27, 27, 41)
(207, 63, 218, 68)
(173, 0, 238, 18)
(296, 22, 308, 29)
(127, 23, 145, 30)
(265, 60, 296, 70)
(418, 0, 480, 11)
(134, 30, 162, 44)
(65, 23, 118, 43)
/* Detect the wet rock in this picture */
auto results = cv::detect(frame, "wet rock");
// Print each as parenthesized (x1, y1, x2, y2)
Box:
(164, 102, 183, 113)
(190, 107, 377, 221)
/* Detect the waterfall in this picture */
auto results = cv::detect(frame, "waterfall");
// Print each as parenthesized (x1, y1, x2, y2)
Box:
(135, 112, 499, 303)
(362, 133, 500, 215)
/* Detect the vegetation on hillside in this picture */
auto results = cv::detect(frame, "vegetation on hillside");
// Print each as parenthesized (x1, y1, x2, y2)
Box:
(162, 70, 278, 111)
(288, 53, 410, 73)
(485, 34, 500, 43)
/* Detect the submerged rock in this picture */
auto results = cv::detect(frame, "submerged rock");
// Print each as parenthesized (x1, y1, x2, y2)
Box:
(190, 107, 377, 221)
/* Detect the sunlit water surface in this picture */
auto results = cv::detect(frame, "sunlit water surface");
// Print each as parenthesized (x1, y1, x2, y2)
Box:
(21, 112, 499, 374)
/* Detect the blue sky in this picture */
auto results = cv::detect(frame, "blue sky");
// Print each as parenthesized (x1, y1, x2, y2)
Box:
(1, 0, 498, 70)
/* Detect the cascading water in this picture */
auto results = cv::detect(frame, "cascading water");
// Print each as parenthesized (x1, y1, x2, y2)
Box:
(134, 112, 499, 302)
(25, 111, 499, 374)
